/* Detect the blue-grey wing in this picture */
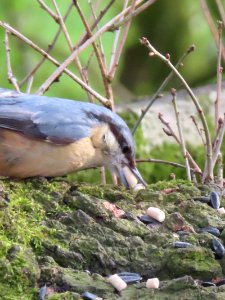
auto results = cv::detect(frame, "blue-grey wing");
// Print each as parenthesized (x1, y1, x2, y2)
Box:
(0, 89, 97, 144)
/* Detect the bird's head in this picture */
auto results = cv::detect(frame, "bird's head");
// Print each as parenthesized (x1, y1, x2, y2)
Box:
(89, 110, 146, 189)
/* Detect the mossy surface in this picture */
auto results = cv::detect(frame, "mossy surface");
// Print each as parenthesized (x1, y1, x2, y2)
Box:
(0, 178, 225, 299)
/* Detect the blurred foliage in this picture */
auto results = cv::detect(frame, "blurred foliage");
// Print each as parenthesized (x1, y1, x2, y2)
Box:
(0, 0, 223, 102)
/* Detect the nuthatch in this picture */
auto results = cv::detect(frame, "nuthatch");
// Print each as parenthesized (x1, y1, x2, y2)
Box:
(0, 88, 146, 188)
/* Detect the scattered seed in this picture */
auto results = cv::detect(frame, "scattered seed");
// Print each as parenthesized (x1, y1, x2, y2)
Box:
(217, 207, 225, 215)
(138, 215, 160, 225)
(209, 192, 220, 209)
(174, 241, 193, 248)
(198, 227, 220, 237)
(118, 272, 142, 284)
(201, 281, 216, 287)
(39, 284, 47, 300)
(108, 274, 127, 291)
(212, 238, 225, 259)
(146, 207, 165, 222)
(177, 231, 191, 237)
(193, 196, 210, 203)
(82, 291, 102, 300)
(146, 278, 160, 289)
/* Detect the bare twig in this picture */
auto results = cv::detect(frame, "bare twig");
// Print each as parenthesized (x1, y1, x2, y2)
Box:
(132, 44, 195, 134)
(79, 0, 116, 47)
(108, 0, 136, 80)
(36, 0, 154, 98)
(4, 30, 20, 92)
(26, 76, 33, 94)
(0, 21, 109, 105)
(216, 153, 223, 187)
(215, 21, 223, 130)
(19, 3, 73, 88)
(171, 88, 191, 180)
(37, 0, 59, 23)
(212, 114, 225, 168)
(158, 113, 202, 174)
(215, 0, 225, 25)
(200, 0, 225, 62)
(88, 0, 106, 67)
(73, 0, 112, 106)
(110, 0, 156, 31)
(190, 115, 206, 145)
(100, 166, 106, 185)
(136, 158, 196, 172)
(140, 37, 212, 181)
(51, 0, 93, 102)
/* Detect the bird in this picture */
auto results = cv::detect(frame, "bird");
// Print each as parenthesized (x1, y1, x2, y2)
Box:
(0, 88, 146, 188)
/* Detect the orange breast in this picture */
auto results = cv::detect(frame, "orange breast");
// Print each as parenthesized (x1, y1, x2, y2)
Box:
(0, 128, 103, 178)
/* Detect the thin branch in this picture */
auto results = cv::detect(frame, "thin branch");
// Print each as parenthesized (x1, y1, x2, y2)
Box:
(136, 158, 196, 172)
(19, 3, 73, 87)
(171, 88, 191, 180)
(4, 30, 20, 92)
(200, 0, 225, 62)
(78, 0, 116, 47)
(73, 0, 112, 105)
(190, 115, 206, 146)
(110, 0, 156, 31)
(215, 21, 223, 131)
(51, 0, 94, 102)
(36, 0, 153, 98)
(212, 114, 225, 167)
(215, 0, 225, 25)
(132, 44, 195, 134)
(140, 37, 212, 182)
(108, 0, 134, 79)
(88, 0, 106, 67)
(158, 113, 202, 174)
(37, 0, 59, 23)
(26, 76, 33, 94)
(0, 21, 109, 105)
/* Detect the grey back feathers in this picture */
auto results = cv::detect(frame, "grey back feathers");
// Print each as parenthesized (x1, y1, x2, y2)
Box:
(0, 88, 135, 155)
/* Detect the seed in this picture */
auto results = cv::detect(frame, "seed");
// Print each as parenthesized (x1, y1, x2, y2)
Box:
(39, 285, 47, 300)
(211, 238, 225, 259)
(138, 215, 160, 225)
(118, 272, 142, 284)
(174, 241, 193, 248)
(146, 207, 165, 222)
(209, 192, 220, 209)
(198, 227, 220, 237)
(146, 278, 160, 289)
(201, 281, 216, 287)
(82, 292, 103, 300)
(108, 274, 127, 291)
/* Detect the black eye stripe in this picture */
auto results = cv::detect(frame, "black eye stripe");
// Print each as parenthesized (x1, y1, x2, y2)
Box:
(122, 145, 130, 154)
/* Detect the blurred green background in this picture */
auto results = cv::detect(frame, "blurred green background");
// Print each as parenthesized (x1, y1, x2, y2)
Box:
(0, 0, 222, 101)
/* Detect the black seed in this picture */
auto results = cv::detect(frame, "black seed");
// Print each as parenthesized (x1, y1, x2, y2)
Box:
(39, 285, 47, 300)
(209, 192, 220, 209)
(177, 231, 191, 237)
(174, 241, 193, 248)
(82, 291, 98, 300)
(138, 215, 160, 224)
(211, 238, 225, 259)
(193, 196, 210, 203)
(198, 227, 220, 237)
(118, 272, 142, 284)
(201, 281, 216, 287)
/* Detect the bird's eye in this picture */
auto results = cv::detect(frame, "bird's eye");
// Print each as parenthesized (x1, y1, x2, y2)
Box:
(122, 145, 130, 154)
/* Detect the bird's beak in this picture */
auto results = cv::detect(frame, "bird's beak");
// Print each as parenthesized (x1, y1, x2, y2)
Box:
(115, 164, 147, 189)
